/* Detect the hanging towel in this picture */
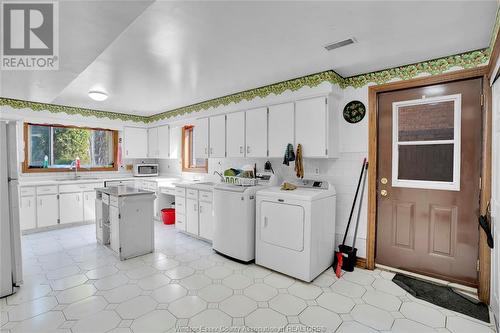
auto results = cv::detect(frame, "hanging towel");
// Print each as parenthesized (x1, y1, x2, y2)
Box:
(295, 144, 304, 178)
(283, 143, 295, 166)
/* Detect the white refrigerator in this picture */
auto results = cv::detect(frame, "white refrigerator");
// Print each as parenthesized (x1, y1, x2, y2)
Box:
(0, 121, 23, 298)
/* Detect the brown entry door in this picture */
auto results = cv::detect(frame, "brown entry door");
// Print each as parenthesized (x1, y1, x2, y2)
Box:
(376, 78, 483, 287)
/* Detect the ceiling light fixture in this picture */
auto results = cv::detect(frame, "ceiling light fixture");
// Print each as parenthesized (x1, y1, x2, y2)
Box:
(324, 38, 356, 51)
(88, 90, 108, 101)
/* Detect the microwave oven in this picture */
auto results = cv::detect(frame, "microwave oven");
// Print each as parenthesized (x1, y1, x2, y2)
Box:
(133, 163, 159, 177)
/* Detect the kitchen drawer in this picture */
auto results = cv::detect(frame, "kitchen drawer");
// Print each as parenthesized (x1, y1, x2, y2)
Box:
(186, 189, 198, 200)
(109, 195, 119, 207)
(175, 199, 185, 214)
(59, 183, 101, 193)
(102, 193, 110, 205)
(20, 187, 35, 197)
(199, 190, 212, 202)
(176, 213, 186, 231)
(36, 185, 58, 195)
(174, 187, 185, 197)
(161, 187, 175, 196)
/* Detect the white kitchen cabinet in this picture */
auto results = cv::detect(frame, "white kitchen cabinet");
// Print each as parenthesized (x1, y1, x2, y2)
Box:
(84, 191, 96, 222)
(148, 127, 159, 158)
(59, 192, 84, 224)
(226, 112, 245, 157)
(295, 96, 338, 158)
(193, 118, 209, 159)
(245, 107, 268, 157)
(169, 126, 182, 159)
(19, 196, 36, 230)
(186, 198, 199, 235)
(109, 205, 120, 253)
(157, 125, 170, 158)
(209, 115, 226, 158)
(37, 194, 58, 227)
(198, 200, 213, 241)
(268, 102, 294, 158)
(123, 127, 148, 158)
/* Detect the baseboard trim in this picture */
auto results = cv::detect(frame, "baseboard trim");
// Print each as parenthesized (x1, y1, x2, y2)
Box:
(356, 257, 367, 269)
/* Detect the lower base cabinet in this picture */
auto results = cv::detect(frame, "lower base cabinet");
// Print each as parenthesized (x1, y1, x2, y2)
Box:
(109, 205, 120, 253)
(199, 201, 213, 240)
(84, 191, 96, 221)
(19, 196, 36, 230)
(59, 193, 84, 224)
(37, 194, 59, 227)
(186, 198, 199, 235)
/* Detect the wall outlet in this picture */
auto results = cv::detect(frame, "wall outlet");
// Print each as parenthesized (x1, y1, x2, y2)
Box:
(314, 167, 320, 175)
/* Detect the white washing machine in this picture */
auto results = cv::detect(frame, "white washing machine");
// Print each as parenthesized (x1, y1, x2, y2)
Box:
(255, 179, 336, 282)
(213, 173, 277, 262)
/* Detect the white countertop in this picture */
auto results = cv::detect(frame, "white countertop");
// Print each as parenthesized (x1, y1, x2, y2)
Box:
(19, 176, 181, 187)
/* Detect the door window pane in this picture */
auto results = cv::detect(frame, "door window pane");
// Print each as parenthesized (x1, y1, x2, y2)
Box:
(398, 101, 454, 141)
(398, 144, 454, 182)
(392, 94, 461, 191)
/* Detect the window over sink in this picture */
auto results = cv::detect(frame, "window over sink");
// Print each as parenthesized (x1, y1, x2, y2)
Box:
(23, 123, 118, 173)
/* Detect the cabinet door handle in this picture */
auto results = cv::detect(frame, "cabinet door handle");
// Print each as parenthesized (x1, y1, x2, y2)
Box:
(264, 216, 268, 228)
(199, 205, 202, 213)
(210, 147, 213, 154)
(239, 146, 243, 154)
(247, 146, 250, 154)
(126, 150, 129, 156)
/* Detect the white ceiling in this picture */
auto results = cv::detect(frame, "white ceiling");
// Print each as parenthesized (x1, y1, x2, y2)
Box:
(1, 1, 497, 116)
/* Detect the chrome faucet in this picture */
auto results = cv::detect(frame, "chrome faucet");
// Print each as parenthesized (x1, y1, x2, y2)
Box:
(69, 160, 80, 180)
(213, 171, 224, 182)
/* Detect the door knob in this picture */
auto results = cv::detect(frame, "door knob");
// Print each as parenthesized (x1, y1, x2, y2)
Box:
(380, 189, 388, 197)
(380, 177, 388, 185)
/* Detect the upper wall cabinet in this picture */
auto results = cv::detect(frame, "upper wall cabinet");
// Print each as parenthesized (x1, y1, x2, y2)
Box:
(148, 127, 159, 158)
(193, 118, 209, 159)
(245, 107, 268, 158)
(169, 126, 182, 159)
(209, 115, 226, 158)
(226, 112, 246, 158)
(268, 102, 294, 158)
(295, 96, 338, 158)
(157, 125, 170, 159)
(123, 127, 148, 159)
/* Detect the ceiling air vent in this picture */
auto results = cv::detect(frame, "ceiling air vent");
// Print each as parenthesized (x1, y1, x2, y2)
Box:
(324, 38, 355, 51)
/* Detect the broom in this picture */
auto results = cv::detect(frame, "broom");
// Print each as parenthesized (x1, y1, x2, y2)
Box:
(333, 158, 367, 277)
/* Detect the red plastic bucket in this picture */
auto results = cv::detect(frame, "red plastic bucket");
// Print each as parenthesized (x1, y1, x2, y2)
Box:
(161, 208, 175, 225)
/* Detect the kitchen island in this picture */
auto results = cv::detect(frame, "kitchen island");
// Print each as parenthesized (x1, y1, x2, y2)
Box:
(95, 186, 156, 260)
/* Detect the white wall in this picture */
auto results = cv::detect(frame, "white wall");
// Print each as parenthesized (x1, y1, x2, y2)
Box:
(491, 79, 500, 328)
(157, 82, 371, 257)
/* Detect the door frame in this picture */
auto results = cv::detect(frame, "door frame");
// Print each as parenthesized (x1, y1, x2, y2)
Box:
(365, 66, 492, 303)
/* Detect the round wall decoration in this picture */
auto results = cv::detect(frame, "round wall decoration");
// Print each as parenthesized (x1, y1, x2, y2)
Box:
(343, 100, 366, 124)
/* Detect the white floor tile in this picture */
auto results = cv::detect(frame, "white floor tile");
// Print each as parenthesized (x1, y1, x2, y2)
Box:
(220, 295, 258, 317)
(350, 304, 394, 331)
(168, 296, 207, 318)
(56, 284, 96, 304)
(130, 310, 176, 333)
(317, 291, 355, 313)
(115, 296, 157, 319)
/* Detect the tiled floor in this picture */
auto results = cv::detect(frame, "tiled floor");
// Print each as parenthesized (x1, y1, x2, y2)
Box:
(0, 223, 496, 333)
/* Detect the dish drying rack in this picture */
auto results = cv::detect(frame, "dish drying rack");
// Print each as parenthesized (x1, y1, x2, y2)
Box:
(223, 176, 258, 186)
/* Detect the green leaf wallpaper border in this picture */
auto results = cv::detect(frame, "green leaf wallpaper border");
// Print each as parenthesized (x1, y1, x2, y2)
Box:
(0, 48, 492, 124)
(0, 97, 146, 123)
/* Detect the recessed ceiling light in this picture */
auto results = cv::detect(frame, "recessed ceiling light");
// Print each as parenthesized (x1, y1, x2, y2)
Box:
(88, 90, 108, 101)
(324, 38, 356, 51)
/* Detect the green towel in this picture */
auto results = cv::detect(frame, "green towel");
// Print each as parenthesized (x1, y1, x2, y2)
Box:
(283, 143, 295, 166)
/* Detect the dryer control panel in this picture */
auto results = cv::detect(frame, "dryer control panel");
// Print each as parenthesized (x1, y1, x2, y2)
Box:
(288, 179, 330, 190)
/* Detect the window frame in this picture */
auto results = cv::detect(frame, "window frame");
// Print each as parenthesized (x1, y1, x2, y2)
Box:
(181, 125, 207, 173)
(391, 94, 462, 191)
(22, 122, 119, 173)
